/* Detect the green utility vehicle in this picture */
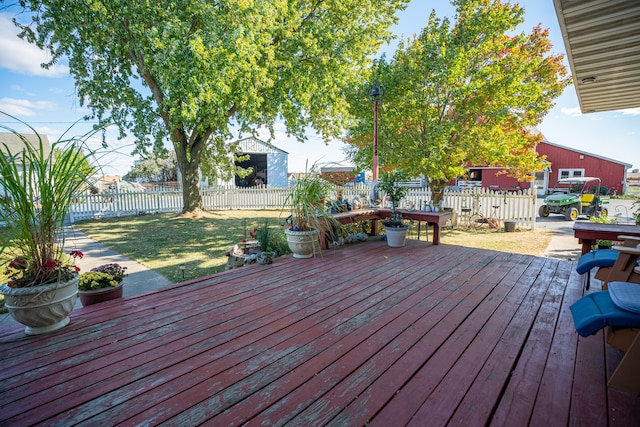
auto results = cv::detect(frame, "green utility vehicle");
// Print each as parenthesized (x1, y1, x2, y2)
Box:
(539, 177, 609, 221)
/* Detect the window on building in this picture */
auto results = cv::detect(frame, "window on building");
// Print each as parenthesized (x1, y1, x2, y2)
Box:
(468, 169, 483, 181)
(559, 168, 584, 179)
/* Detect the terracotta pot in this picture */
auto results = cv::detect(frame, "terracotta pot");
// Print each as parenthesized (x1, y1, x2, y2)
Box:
(79, 282, 124, 306)
(0, 275, 78, 335)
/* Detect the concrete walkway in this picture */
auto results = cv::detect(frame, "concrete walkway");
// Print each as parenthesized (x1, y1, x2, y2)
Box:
(0, 224, 582, 329)
(542, 232, 582, 261)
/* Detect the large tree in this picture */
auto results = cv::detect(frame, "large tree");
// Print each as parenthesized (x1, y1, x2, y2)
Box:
(13, 0, 408, 212)
(345, 0, 570, 201)
(124, 151, 177, 182)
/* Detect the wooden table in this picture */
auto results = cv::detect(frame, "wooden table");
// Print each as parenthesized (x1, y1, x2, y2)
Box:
(573, 222, 640, 255)
(376, 209, 452, 246)
(321, 208, 452, 249)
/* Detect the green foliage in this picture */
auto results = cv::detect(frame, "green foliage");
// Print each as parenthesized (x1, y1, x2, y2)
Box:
(79, 262, 127, 290)
(284, 172, 337, 233)
(378, 169, 410, 226)
(125, 151, 177, 182)
(345, 0, 570, 201)
(14, 0, 409, 211)
(378, 170, 411, 210)
(91, 263, 128, 283)
(258, 223, 290, 256)
(53, 147, 96, 191)
(78, 271, 117, 291)
(589, 215, 617, 224)
(71, 210, 288, 282)
(0, 113, 99, 287)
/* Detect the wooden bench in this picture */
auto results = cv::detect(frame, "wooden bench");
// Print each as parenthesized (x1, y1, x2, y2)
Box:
(320, 209, 452, 249)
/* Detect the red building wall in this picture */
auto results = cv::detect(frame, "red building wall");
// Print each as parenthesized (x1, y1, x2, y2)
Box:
(471, 168, 530, 190)
(537, 142, 628, 194)
(455, 142, 629, 194)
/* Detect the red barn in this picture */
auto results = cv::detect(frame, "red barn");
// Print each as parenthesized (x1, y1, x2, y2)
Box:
(535, 140, 631, 195)
(456, 139, 632, 196)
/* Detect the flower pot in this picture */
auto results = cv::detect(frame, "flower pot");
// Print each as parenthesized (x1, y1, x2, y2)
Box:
(285, 228, 320, 259)
(0, 275, 78, 335)
(79, 282, 124, 306)
(384, 225, 409, 247)
(504, 220, 517, 232)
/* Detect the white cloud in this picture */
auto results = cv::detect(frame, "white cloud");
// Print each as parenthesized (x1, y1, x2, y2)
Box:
(0, 97, 57, 117)
(619, 107, 640, 116)
(560, 106, 582, 117)
(0, 13, 68, 77)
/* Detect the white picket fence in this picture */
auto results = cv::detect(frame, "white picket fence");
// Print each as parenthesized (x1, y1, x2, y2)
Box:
(69, 184, 537, 229)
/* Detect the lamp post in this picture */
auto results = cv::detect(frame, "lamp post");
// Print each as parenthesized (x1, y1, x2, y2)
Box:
(367, 83, 384, 182)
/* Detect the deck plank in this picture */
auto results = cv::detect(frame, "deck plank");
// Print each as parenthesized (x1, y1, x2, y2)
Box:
(0, 240, 638, 426)
(7, 244, 401, 424)
(407, 255, 540, 426)
(100, 245, 457, 426)
(2, 256, 371, 413)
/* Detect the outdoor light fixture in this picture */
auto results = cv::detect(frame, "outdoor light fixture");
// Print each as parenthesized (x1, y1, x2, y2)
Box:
(581, 76, 597, 84)
(367, 83, 385, 182)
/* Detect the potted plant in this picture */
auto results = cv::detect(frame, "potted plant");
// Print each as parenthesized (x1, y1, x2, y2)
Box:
(379, 170, 411, 247)
(78, 263, 128, 306)
(633, 199, 640, 225)
(596, 240, 613, 250)
(0, 114, 97, 334)
(283, 172, 338, 258)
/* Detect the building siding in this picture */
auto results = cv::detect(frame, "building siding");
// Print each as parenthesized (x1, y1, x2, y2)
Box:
(456, 140, 630, 195)
(537, 142, 629, 194)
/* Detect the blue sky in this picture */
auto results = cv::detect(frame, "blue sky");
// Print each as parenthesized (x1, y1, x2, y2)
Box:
(0, 0, 638, 176)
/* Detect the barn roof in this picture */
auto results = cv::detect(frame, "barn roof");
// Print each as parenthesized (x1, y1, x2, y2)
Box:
(235, 137, 288, 155)
(539, 139, 632, 168)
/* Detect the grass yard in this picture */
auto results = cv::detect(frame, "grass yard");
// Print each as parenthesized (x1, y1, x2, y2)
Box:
(73, 210, 289, 283)
(72, 210, 554, 283)
(439, 226, 553, 255)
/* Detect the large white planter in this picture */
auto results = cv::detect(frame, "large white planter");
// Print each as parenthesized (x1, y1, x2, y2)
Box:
(0, 275, 78, 335)
(384, 225, 409, 248)
(285, 229, 320, 259)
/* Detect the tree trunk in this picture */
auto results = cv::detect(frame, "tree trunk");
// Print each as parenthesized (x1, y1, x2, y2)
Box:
(179, 159, 203, 212)
(174, 134, 204, 213)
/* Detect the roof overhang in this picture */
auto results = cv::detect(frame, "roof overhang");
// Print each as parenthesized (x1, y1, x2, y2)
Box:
(553, 0, 640, 113)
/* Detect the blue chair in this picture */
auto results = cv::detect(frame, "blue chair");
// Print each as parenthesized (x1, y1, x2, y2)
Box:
(575, 236, 640, 291)
(576, 249, 619, 290)
(570, 281, 640, 395)
(570, 286, 640, 337)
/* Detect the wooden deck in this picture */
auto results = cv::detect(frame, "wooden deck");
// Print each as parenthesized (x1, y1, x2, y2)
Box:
(1, 240, 639, 426)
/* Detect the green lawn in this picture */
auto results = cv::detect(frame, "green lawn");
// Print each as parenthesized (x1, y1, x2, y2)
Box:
(72, 210, 554, 283)
(73, 210, 289, 283)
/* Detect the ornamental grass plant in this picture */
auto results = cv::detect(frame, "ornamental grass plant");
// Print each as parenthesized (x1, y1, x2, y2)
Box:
(283, 166, 338, 235)
(0, 113, 98, 288)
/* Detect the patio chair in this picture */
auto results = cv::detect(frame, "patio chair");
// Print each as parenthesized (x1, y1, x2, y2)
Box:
(602, 244, 640, 286)
(576, 235, 640, 290)
(570, 281, 640, 395)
